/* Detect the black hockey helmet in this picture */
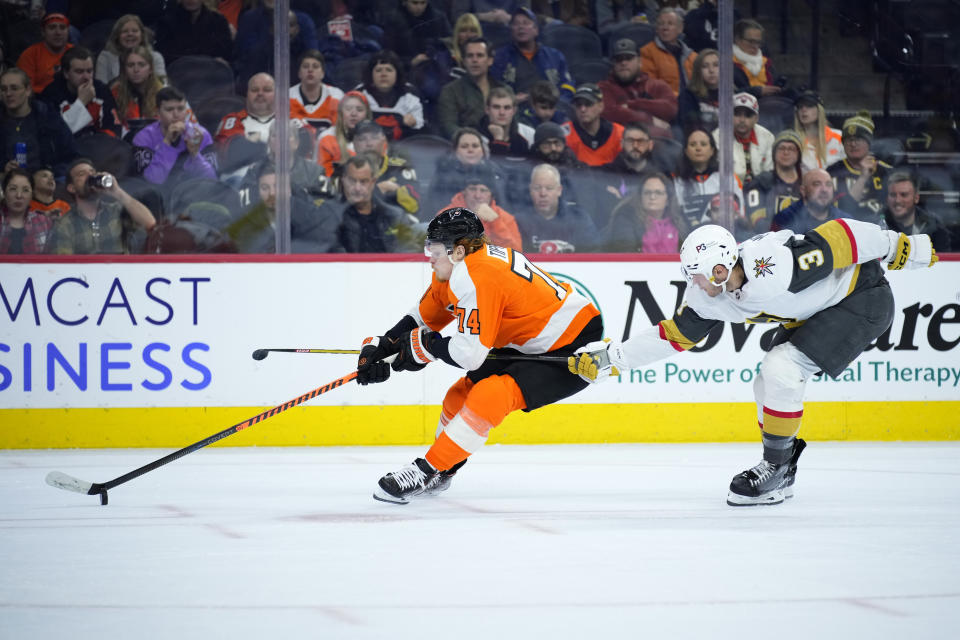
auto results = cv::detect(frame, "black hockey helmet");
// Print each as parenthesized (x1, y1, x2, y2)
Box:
(426, 207, 485, 252)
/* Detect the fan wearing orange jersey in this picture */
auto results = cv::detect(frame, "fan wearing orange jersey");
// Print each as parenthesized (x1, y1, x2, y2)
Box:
(357, 207, 602, 504)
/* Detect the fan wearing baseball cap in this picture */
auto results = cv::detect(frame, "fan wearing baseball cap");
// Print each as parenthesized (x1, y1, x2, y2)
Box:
(16, 13, 74, 94)
(598, 37, 677, 139)
(565, 83, 624, 167)
(711, 92, 774, 183)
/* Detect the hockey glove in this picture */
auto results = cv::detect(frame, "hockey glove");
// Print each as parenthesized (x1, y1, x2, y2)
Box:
(392, 327, 439, 372)
(887, 233, 938, 270)
(568, 338, 628, 383)
(356, 336, 399, 385)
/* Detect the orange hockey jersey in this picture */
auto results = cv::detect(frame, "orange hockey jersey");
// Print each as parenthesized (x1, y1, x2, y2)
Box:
(413, 244, 599, 370)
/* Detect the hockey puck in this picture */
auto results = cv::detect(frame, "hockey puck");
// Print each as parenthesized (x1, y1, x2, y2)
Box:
(99, 489, 109, 505)
(252, 349, 268, 361)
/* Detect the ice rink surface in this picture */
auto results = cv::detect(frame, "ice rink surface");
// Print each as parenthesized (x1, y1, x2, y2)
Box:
(2, 442, 959, 640)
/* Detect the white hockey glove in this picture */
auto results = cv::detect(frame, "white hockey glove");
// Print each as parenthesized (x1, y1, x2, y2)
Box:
(887, 233, 938, 270)
(567, 339, 629, 383)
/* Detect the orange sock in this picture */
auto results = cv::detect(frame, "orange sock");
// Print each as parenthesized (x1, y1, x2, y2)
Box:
(425, 431, 471, 471)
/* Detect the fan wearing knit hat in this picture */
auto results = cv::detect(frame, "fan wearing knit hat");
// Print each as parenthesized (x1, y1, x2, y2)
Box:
(742, 128, 806, 232)
(827, 110, 894, 225)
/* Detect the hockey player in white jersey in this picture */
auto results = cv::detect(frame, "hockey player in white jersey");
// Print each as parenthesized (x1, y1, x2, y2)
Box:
(569, 218, 939, 506)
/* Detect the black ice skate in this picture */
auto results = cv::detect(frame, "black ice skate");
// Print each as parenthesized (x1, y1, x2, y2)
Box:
(423, 459, 467, 496)
(373, 458, 437, 504)
(782, 438, 807, 499)
(727, 459, 790, 506)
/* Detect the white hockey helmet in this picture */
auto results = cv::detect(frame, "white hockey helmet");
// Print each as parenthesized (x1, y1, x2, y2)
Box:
(680, 224, 739, 286)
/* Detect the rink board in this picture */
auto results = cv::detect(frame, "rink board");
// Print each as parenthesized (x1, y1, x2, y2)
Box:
(2, 254, 958, 447)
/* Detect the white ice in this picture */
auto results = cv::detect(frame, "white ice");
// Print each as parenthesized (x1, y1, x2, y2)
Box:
(2, 443, 959, 639)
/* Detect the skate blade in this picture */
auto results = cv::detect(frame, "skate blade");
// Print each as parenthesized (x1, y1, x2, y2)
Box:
(726, 488, 785, 506)
(372, 486, 410, 505)
(783, 485, 795, 499)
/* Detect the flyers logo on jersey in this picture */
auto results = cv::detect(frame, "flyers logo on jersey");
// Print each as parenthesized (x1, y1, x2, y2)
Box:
(753, 256, 775, 278)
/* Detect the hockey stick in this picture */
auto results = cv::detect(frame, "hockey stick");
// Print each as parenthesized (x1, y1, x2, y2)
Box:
(252, 348, 569, 364)
(252, 348, 361, 360)
(45, 370, 358, 505)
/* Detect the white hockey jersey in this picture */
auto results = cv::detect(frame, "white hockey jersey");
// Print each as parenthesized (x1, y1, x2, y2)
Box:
(622, 218, 904, 365)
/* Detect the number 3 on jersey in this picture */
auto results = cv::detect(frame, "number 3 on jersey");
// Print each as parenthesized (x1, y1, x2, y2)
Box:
(454, 306, 480, 334)
(511, 251, 566, 299)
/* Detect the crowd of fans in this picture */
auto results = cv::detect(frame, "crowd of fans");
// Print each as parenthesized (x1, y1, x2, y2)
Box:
(0, 0, 956, 255)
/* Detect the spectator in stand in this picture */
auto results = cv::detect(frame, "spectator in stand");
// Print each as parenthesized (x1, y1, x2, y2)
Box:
(490, 7, 576, 103)
(828, 111, 893, 225)
(133, 86, 217, 186)
(792, 90, 844, 170)
(1, 68, 76, 179)
(640, 8, 697, 97)
(416, 12, 484, 104)
(155, 0, 234, 66)
(48, 157, 156, 254)
(599, 38, 677, 140)
(351, 120, 423, 220)
(316, 91, 372, 177)
(732, 19, 784, 98)
(95, 14, 167, 86)
(596, 0, 656, 39)
(566, 84, 624, 167)
(433, 12, 483, 78)
(882, 171, 952, 252)
(216, 73, 277, 148)
(684, 0, 739, 53)
(500, 121, 590, 213)
(234, 0, 319, 87)
(289, 50, 343, 135)
(40, 47, 121, 139)
(238, 119, 330, 209)
(514, 163, 595, 253)
(0, 168, 53, 254)
(480, 86, 533, 157)
(678, 48, 719, 131)
(385, 0, 451, 67)
(30, 166, 71, 218)
(517, 79, 566, 130)
(228, 161, 341, 253)
(356, 50, 425, 141)
(770, 168, 848, 234)
(111, 46, 164, 140)
(593, 122, 671, 228)
(330, 154, 415, 253)
(427, 126, 505, 214)
(673, 126, 742, 230)
(712, 92, 773, 185)
(437, 37, 504, 139)
(742, 129, 804, 232)
(443, 164, 522, 250)
(603, 171, 689, 253)
(16, 12, 73, 94)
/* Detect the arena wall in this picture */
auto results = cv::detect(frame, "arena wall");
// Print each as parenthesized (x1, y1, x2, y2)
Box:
(2, 254, 958, 448)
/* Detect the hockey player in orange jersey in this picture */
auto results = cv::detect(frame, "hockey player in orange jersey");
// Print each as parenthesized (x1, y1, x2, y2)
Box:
(358, 207, 602, 504)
